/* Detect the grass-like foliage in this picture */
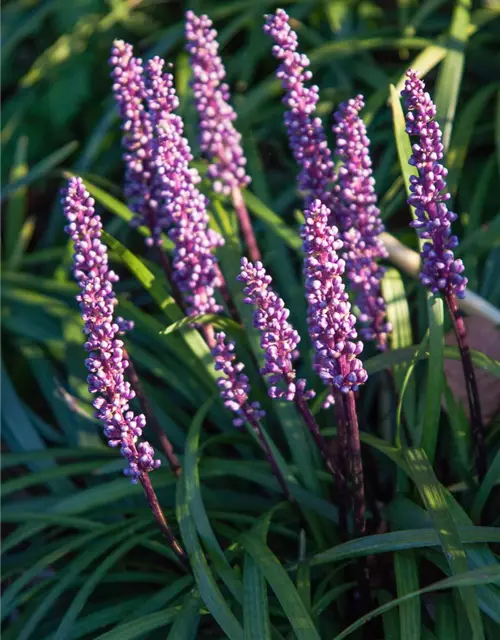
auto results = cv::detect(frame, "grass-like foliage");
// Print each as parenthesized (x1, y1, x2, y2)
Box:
(2, 2, 500, 639)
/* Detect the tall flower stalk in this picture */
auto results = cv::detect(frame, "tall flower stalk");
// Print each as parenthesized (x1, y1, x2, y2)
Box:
(185, 11, 260, 263)
(401, 70, 486, 480)
(332, 96, 391, 350)
(62, 177, 186, 562)
(212, 332, 290, 498)
(302, 199, 368, 534)
(238, 257, 338, 480)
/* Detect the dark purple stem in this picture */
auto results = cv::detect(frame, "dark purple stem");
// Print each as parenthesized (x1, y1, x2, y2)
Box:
(139, 472, 188, 568)
(343, 390, 366, 534)
(126, 354, 182, 477)
(232, 187, 261, 263)
(445, 294, 487, 481)
(295, 396, 337, 481)
(333, 393, 349, 540)
(250, 416, 291, 500)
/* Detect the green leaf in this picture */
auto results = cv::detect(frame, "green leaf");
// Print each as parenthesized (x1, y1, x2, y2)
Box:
(447, 84, 499, 197)
(394, 551, 421, 640)
(435, 594, 457, 640)
(1, 0, 59, 58)
(53, 529, 157, 640)
(16, 521, 144, 640)
(1, 527, 109, 620)
(310, 36, 434, 65)
(4, 136, 29, 269)
(332, 565, 500, 640)
(421, 294, 444, 461)
(382, 268, 417, 429)
(404, 448, 484, 639)
(176, 479, 244, 640)
(94, 609, 179, 640)
(434, 0, 472, 153)
(166, 591, 201, 640)
(0, 363, 68, 493)
(239, 532, 321, 640)
(311, 527, 500, 566)
(161, 313, 242, 338)
(243, 191, 301, 251)
(184, 399, 243, 601)
(243, 553, 272, 640)
(1, 141, 78, 200)
(470, 448, 500, 524)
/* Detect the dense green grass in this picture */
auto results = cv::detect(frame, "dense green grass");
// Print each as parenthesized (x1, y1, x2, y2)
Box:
(2, 1, 500, 638)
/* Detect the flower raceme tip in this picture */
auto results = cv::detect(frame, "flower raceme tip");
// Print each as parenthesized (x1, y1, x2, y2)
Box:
(238, 257, 314, 402)
(185, 10, 251, 196)
(401, 69, 467, 299)
(301, 199, 368, 394)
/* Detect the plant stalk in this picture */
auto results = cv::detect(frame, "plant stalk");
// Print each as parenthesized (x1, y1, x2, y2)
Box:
(232, 187, 261, 263)
(139, 472, 188, 569)
(295, 396, 337, 481)
(342, 390, 366, 535)
(125, 354, 182, 477)
(333, 393, 349, 540)
(250, 416, 292, 501)
(445, 294, 487, 481)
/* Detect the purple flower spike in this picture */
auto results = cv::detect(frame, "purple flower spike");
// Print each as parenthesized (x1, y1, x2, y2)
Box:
(301, 199, 368, 393)
(264, 9, 336, 212)
(238, 257, 314, 401)
(62, 177, 160, 482)
(185, 11, 250, 196)
(110, 41, 165, 247)
(212, 332, 265, 428)
(401, 70, 467, 299)
(332, 95, 391, 349)
(144, 57, 224, 316)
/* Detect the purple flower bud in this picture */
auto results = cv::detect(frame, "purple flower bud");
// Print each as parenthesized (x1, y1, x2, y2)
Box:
(62, 177, 160, 482)
(237, 257, 314, 401)
(185, 11, 250, 195)
(264, 9, 336, 213)
(212, 332, 265, 427)
(401, 70, 467, 299)
(332, 95, 391, 349)
(301, 199, 368, 393)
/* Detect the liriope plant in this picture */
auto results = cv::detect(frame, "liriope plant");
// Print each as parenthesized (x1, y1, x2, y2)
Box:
(63, 5, 491, 571)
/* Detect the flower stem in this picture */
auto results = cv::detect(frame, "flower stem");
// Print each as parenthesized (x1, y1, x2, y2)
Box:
(333, 394, 349, 540)
(250, 417, 292, 501)
(125, 354, 182, 477)
(295, 396, 337, 481)
(343, 390, 366, 535)
(139, 472, 188, 569)
(232, 187, 261, 263)
(335, 389, 366, 536)
(445, 294, 487, 481)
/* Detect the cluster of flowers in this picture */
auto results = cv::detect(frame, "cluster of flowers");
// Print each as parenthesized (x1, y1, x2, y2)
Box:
(65, 9, 467, 482)
(62, 177, 160, 481)
(110, 40, 223, 316)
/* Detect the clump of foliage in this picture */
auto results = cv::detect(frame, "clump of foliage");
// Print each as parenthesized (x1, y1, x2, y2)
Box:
(2, 2, 500, 639)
